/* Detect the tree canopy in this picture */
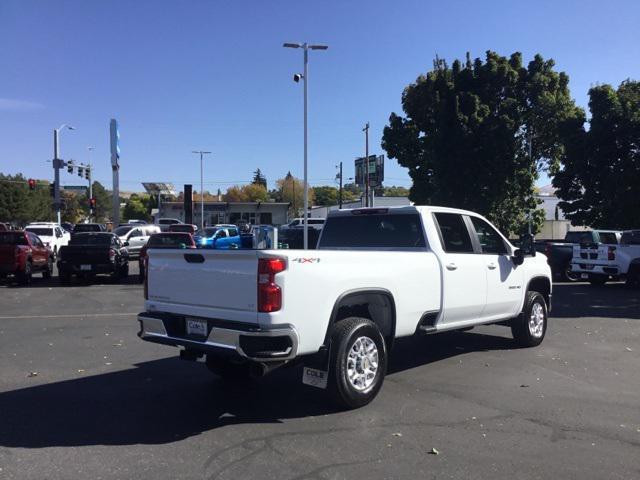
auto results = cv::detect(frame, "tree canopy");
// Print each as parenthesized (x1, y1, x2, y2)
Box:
(224, 184, 269, 202)
(553, 80, 640, 229)
(382, 51, 582, 234)
(252, 169, 267, 188)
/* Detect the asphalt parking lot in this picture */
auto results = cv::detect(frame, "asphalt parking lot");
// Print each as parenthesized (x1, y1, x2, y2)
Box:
(0, 266, 639, 480)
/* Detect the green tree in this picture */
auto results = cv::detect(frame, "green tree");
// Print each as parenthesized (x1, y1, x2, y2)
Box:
(553, 81, 640, 229)
(0, 174, 52, 226)
(223, 184, 270, 202)
(60, 191, 83, 223)
(252, 168, 267, 188)
(382, 51, 582, 234)
(81, 181, 112, 222)
(382, 186, 410, 197)
(122, 194, 150, 222)
(313, 186, 339, 206)
(276, 172, 314, 217)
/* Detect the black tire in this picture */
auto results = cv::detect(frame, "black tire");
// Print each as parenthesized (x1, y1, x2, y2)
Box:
(120, 263, 129, 279)
(326, 317, 387, 409)
(511, 291, 548, 347)
(59, 272, 71, 285)
(561, 265, 580, 282)
(138, 261, 145, 283)
(205, 356, 252, 380)
(588, 274, 607, 287)
(17, 261, 32, 285)
(42, 256, 53, 279)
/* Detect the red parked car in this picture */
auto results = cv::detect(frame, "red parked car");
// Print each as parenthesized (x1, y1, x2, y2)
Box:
(138, 232, 195, 282)
(0, 231, 54, 284)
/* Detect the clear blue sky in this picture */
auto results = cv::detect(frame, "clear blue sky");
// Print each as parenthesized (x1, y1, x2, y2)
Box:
(1, 0, 639, 193)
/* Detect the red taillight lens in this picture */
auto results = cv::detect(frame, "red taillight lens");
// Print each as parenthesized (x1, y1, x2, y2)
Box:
(258, 257, 286, 312)
(608, 246, 616, 261)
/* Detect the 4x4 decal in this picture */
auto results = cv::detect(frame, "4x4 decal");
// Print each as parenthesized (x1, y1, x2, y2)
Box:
(291, 257, 321, 264)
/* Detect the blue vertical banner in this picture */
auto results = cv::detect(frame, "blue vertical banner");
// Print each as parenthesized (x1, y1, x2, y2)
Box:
(110, 119, 120, 168)
(110, 118, 120, 225)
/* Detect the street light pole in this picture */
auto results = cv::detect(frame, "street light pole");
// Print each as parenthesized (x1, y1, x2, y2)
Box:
(283, 41, 328, 249)
(192, 150, 211, 231)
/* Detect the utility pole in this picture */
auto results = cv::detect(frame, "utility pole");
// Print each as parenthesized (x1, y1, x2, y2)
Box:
(363, 122, 370, 207)
(338, 162, 343, 209)
(192, 150, 211, 231)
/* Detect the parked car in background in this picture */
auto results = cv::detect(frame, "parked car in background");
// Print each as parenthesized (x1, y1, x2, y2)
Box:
(24, 222, 70, 259)
(157, 218, 183, 232)
(60, 222, 74, 233)
(619, 230, 640, 287)
(193, 225, 240, 249)
(0, 230, 53, 284)
(73, 223, 106, 233)
(569, 230, 623, 285)
(168, 223, 198, 235)
(113, 224, 161, 258)
(0, 223, 10, 232)
(284, 217, 325, 230)
(57, 233, 129, 284)
(126, 219, 147, 225)
(139, 206, 551, 409)
(138, 232, 196, 282)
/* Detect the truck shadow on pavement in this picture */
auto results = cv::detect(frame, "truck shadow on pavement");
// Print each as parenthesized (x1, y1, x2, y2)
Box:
(550, 282, 640, 319)
(0, 331, 512, 448)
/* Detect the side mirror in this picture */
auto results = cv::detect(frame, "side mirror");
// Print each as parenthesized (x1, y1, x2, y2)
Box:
(512, 248, 525, 266)
(519, 233, 536, 257)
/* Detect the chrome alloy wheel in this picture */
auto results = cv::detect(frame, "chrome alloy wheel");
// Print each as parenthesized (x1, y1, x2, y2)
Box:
(529, 302, 545, 338)
(346, 336, 379, 391)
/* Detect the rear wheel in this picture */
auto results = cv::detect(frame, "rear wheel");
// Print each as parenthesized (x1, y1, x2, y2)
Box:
(562, 265, 580, 282)
(511, 291, 547, 347)
(326, 317, 387, 409)
(17, 261, 32, 285)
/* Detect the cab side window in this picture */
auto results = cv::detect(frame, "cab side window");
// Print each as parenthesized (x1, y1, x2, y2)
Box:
(228, 228, 238, 237)
(433, 213, 474, 253)
(217, 230, 228, 238)
(129, 229, 142, 238)
(470, 217, 508, 254)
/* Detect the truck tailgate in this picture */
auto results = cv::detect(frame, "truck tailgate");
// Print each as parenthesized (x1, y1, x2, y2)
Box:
(147, 249, 259, 320)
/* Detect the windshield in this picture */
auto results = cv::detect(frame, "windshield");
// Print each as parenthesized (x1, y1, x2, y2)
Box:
(148, 234, 192, 247)
(169, 225, 193, 233)
(25, 227, 53, 236)
(0, 233, 28, 245)
(320, 214, 426, 249)
(565, 231, 592, 243)
(69, 234, 112, 246)
(114, 226, 133, 236)
(74, 224, 102, 232)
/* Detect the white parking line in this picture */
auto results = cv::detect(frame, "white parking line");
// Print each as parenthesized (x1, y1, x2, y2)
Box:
(0, 312, 139, 320)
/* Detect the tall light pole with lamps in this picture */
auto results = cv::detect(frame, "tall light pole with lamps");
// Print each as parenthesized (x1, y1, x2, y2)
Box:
(192, 150, 211, 231)
(52, 124, 76, 224)
(283, 41, 328, 249)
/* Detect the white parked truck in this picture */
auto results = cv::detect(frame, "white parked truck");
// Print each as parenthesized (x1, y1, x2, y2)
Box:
(139, 206, 552, 408)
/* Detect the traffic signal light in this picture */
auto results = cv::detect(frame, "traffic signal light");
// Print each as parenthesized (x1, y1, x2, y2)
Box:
(85, 168, 90, 180)
(77, 167, 83, 177)
(28, 178, 36, 190)
(67, 162, 74, 173)
(90, 197, 96, 212)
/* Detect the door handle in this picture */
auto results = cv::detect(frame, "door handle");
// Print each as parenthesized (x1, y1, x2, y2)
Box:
(487, 263, 497, 270)
(446, 263, 457, 271)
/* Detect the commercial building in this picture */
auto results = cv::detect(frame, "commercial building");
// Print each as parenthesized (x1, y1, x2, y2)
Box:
(158, 201, 290, 226)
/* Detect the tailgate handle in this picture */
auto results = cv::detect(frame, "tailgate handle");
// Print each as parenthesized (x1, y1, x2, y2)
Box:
(184, 253, 205, 263)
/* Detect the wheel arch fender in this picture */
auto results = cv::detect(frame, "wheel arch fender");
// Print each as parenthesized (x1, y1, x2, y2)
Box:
(524, 276, 552, 311)
(324, 288, 397, 350)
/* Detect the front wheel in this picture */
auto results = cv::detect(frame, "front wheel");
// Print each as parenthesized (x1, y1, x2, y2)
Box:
(17, 261, 32, 285)
(511, 291, 548, 347)
(326, 317, 387, 409)
(562, 265, 580, 282)
(42, 256, 54, 279)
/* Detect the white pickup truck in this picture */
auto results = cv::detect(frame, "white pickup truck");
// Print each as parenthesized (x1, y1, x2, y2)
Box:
(139, 206, 552, 408)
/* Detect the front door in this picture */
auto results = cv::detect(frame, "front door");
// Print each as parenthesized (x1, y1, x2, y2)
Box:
(433, 212, 487, 325)
(468, 216, 524, 319)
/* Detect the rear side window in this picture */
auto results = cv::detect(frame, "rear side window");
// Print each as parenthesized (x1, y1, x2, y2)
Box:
(0, 233, 28, 245)
(320, 214, 426, 249)
(598, 232, 618, 244)
(433, 213, 474, 253)
(228, 228, 238, 237)
(565, 231, 592, 243)
(470, 217, 508, 254)
(621, 231, 640, 245)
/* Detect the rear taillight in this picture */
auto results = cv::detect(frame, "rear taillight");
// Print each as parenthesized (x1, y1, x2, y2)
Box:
(258, 257, 286, 313)
(608, 246, 616, 261)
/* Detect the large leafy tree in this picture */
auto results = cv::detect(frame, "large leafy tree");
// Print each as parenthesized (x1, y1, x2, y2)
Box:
(382, 51, 582, 234)
(0, 174, 53, 226)
(275, 172, 314, 217)
(81, 181, 112, 222)
(122, 194, 150, 222)
(553, 81, 640, 229)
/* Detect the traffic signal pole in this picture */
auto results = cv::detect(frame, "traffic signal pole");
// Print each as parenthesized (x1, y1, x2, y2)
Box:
(53, 129, 62, 224)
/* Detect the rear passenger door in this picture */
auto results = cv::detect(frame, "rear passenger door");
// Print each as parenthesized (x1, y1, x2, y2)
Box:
(433, 212, 487, 326)
(468, 216, 523, 319)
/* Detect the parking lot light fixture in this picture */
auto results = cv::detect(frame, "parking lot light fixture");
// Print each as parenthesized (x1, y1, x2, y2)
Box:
(283, 41, 328, 249)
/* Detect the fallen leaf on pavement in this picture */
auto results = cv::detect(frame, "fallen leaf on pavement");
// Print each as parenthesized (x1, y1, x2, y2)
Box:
(429, 448, 440, 455)
(27, 372, 38, 377)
